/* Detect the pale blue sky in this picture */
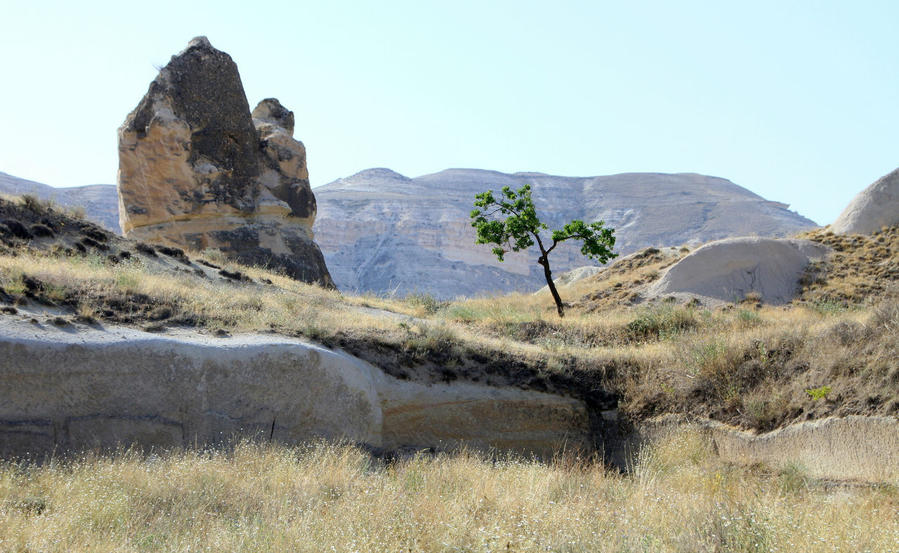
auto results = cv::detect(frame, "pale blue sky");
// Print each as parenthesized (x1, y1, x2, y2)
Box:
(1, 0, 896, 225)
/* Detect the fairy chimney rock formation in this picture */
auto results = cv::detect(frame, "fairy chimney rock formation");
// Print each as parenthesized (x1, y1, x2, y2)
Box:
(830, 168, 899, 235)
(117, 37, 334, 287)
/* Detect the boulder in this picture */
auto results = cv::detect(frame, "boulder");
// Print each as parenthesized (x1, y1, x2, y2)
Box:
(830, 168, 899, 235)
(646, 237, 829, 305)
(117, 37, 334, 287)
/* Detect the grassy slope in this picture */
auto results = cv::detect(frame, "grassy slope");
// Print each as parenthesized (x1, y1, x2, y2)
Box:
(0, 196, 896, 432)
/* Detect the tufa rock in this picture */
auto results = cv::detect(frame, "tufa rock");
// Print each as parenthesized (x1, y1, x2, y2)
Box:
(117, 37, 334, 287)
(646, 237, 829, 305)
(0, 319, 592, 459)
(830, 167, 899, 235)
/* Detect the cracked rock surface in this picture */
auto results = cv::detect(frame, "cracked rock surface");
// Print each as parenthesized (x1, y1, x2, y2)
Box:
(117, 37, 334, 287)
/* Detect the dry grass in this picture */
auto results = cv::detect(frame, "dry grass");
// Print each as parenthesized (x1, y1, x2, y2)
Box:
(1, 432, 897, 553)
(0, 251, 413, 336)
(798, 226, 899, 305)
(1, 198, 897, 551)
(1, 243, 896, 431)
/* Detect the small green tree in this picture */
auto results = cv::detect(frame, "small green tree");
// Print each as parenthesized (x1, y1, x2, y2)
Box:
(470, 184, 617, 317)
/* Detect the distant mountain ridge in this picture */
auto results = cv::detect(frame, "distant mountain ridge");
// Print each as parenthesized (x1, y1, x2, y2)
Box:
(312, 168, 819, 297)
(0, 172, 119, 232)
(0, 168, 819, 298)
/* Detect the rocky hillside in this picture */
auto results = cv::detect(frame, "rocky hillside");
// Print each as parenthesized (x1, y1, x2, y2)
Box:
(0, 172, 118, 231)
(0, 168, 819, 297)
(313, 168, 818, 297)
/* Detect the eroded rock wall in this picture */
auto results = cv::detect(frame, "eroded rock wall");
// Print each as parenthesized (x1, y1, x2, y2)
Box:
(117, 37, 333, 286)
(0, 319, 591, 459)
(313, 169, 820, 297)
(629, 415, 899, 483)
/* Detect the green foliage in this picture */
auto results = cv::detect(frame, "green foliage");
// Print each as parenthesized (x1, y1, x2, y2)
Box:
(470, 185, 541, 261)
(470, 183, 616, 317)
(551, 219, 618, 261)
(737, 309, 762, 327)
(805, 385, 832, 401)
(809, 300, 848, 316)
(470, 184, 616, 264)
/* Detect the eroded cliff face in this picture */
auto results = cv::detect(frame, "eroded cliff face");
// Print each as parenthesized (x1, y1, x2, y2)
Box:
(117, 37, 333, 287)
(0, 319, 592, 459)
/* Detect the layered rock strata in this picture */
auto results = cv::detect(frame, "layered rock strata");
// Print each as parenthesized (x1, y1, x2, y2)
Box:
(0, 319, 591, 458)
(117, 37, 333, 286)
(313, 169, 819, 297)
(2, 318, 894, 482)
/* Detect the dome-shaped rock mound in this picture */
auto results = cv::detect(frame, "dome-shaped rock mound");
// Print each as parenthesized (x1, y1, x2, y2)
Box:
(830, 168, 899, 235)
(647, 237, 829, 305)
(117, 37, 334, 287)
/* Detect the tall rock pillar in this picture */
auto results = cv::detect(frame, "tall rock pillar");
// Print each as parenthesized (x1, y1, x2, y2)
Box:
(117, 36, 334, 287)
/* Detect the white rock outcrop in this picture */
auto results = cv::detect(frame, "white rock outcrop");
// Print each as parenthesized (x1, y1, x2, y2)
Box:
(646, 237, 829, 305)
(830, 168, 899, 235)
(0, 319, 591, 458)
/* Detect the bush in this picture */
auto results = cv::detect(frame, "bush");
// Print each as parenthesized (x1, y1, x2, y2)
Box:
(626, 303, 698, 341)
(805, 385, 831, 401)
(404, 292, 446, 315)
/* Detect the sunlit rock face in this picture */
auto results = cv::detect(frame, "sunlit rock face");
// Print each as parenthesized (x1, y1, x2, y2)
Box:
(0, 319, 593, 459)
(830, 167, 899, 235)
(117, 37, 333, 287)
(646, 237, 830, 305)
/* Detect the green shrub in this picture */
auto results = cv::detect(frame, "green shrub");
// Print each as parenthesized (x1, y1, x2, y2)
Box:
(737, 309, 761, 327)
(805, 385, 831, 401)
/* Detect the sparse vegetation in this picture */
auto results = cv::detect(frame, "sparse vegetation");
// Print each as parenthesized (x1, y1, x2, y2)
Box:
(0, 196, 897, 551)
(806, 385, 832, 401)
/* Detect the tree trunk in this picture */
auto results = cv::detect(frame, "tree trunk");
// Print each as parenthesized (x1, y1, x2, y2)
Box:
(539, 256, 565, 317)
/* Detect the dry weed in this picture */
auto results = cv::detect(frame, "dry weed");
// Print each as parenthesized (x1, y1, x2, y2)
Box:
(1, 435, 895, 552)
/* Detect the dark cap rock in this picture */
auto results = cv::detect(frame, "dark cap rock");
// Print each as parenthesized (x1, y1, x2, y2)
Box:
(117, 38, 334, 288)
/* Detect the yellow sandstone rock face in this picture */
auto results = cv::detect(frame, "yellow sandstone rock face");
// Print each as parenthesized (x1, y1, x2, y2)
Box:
(117, 37, 333, 287)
